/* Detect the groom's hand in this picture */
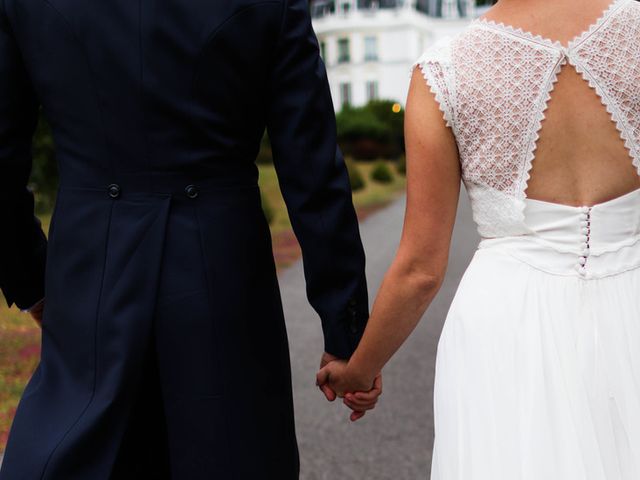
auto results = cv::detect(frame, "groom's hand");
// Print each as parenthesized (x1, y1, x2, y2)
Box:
(317, 352, 340, 401)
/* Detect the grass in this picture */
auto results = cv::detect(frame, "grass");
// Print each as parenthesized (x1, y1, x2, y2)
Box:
(258, 159, 406, 235)
(0, 160, 404, 452)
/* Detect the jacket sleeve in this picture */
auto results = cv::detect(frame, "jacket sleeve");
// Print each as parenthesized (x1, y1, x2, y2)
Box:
(266, 0, 369, 359)
(0, 6, 47, 310)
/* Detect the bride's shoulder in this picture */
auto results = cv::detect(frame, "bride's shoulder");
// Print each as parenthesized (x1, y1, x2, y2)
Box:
(412, 24, 482, 68)
(412, 35, 456, 70)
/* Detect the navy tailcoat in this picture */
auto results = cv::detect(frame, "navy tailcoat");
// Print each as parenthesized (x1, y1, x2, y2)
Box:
(0, 0, 369, 477)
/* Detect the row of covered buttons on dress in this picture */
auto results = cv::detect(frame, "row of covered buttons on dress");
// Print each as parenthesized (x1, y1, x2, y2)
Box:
(576, 205, 592, 277)
(105, 183, 200, 199)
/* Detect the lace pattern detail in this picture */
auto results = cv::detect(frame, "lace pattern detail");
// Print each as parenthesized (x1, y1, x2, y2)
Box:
(410, 37, 456, 130)
(411, 0, 640, 239)
(570, 2, 640, 176)
(452, 27, 563, 198)
(464, 182, 534, 238)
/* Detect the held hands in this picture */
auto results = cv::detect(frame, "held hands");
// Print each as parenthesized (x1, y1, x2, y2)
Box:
(316, 353, 382, 422)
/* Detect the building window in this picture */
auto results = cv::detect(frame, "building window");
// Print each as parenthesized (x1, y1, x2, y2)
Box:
(364, 36, 378, 61)
(423, 0, 473, 18)
(340, 82, 352, 108)
(320, 41, 327, 62)
(366, 80, 378, 101)
(338, 38, 350, 63)
(311, 0, 336, 18)
(457, 0, 469, 17)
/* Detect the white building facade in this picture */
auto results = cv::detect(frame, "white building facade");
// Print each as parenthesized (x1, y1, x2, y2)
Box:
(311, 0, 489, 111)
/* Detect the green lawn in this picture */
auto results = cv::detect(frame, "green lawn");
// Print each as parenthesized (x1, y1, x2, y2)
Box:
(259, 159, 406, 234)
(0, 160, 405, 451)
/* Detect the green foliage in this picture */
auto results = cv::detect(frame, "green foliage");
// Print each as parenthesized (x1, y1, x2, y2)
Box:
(345, 158, 366, 191)
(370, 160, 394, 184)
(336, 100, 405, 160)
(261, 191, 275, 225)
(30, 111, 58, 212)
(365, 99, 404, 148)
(396, 155, 406, 176)
(337, 105, 389, 142)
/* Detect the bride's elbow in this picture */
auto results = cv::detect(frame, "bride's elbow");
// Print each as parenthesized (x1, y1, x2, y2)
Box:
(390, 260, 445, 297)
(413, 270, 444, 297)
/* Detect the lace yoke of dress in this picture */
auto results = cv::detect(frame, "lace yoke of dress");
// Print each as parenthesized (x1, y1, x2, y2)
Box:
(411, 0, 640, 238)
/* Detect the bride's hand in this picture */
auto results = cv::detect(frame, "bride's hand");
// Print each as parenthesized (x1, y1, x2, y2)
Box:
(316, 361, 383, 421)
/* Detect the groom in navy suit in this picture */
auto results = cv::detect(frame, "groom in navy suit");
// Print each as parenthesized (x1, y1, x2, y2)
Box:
(0, 0, 372, 477)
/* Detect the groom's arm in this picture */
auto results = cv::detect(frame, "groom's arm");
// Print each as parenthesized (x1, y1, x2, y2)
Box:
(266, 0, 369, 359)
(0, 6, 47, 311)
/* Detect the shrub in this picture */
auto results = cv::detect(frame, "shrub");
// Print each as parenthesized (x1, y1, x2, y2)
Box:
(345, 158, 366, 192)
(31, 111, 58, 212)
(336, 100, 405, 160)
(261, 192, 275, 225)
(336, 105, 392, 160)
(365, 99, 405, 154)
(370, 160, 394, 184)
(396, 155, 406, 176)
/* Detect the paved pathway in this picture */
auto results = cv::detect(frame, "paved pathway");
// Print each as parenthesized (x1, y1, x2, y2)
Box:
(282, 188, 479, 480)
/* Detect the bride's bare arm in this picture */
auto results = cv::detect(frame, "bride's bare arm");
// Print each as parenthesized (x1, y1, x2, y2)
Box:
(317, 67, 461, 398)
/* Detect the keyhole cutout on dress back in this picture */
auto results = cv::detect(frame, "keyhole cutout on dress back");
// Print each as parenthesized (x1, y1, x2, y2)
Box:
(525, 63, 640, 207)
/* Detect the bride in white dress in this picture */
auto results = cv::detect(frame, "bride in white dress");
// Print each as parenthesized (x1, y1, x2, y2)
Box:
(316, 0, 640, 478)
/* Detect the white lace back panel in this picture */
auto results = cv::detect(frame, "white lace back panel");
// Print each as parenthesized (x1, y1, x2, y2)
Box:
(412, 0, 640, 238)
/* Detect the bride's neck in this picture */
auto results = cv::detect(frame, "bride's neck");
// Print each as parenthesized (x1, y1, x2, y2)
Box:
(483, 0, 616, 28)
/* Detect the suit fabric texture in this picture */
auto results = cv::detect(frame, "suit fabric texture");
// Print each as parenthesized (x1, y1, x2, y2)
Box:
(0, 0, 369, 478)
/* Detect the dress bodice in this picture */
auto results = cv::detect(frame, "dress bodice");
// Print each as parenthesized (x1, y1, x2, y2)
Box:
(412, 0, 640, 239)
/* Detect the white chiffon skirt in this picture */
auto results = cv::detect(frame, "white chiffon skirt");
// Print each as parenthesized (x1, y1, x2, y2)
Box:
(431, 188, 640, 480)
